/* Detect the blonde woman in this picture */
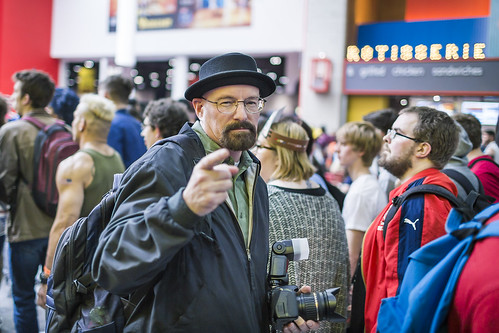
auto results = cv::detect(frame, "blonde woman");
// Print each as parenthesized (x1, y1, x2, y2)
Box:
(254, 120, 349, 333)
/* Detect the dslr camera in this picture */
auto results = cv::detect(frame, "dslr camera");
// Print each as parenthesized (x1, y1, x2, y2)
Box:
(268, 238, 345, 332)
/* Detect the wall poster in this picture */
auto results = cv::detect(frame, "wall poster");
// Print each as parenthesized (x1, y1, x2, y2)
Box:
(109, 0, 252, 32)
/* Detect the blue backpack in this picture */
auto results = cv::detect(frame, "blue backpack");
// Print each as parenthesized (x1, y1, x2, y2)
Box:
(377, 203, 499, 333)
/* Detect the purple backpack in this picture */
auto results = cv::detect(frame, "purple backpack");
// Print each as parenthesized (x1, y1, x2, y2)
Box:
(24, 116, 79, 217)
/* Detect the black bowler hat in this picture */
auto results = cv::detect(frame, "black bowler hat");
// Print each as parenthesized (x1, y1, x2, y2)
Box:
(184, 52, 276, 101)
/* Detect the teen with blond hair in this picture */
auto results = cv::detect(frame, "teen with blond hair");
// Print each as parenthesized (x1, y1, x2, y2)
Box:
(335, 121, 386, 275)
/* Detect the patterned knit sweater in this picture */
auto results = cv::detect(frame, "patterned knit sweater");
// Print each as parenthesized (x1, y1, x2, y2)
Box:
(268, 185, 350, 333)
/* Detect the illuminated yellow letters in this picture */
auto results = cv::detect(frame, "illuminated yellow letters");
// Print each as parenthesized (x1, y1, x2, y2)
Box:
(474, 43, 485, 59)
(430, 44, 443, 60)
(415, 44, 428, 60)
(445, 44, 459, 60)
(361, 45, 374, 62)
(346, 45, 360, 62)
(345, 43, 486, 62)
(391, 45, 399, 61)
(376, 45, 389, 61)
(463, 43, 470, 59)
(400, 45, 413, 61)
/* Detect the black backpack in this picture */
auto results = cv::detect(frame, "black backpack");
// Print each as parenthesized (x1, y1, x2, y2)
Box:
(45, 175, 127, 332)
(45, 134, 193, 332)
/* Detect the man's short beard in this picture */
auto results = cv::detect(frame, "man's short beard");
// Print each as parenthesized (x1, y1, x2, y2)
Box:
(220, 121, 257, 151)
(378, 146, 414, 179)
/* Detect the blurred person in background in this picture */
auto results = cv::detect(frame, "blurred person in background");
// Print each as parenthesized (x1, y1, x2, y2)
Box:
(141, 98, 189, 149)
(480, 129, 495, 151)
(0, 96, 8, 287)
(0, 69, 57, 333)
(482, 129, 499, 164)
(254, 120, 349, 333)
(453, 113, 499, 203)
(47, 87, 80, 126)
(442, 122, 482, 201)
(36, 94, 124, 308)
(362, 108, 399, 197)
(99, 74, 146, 168)
(335, 121, 386, 276)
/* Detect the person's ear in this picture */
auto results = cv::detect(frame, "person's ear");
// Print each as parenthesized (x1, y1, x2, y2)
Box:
(78, 118, 86, 132)
(415, 141, 431, 158)
(192, 98, 204, 119)
(21, 93, 30, 106)
(154, 126, 162, 139)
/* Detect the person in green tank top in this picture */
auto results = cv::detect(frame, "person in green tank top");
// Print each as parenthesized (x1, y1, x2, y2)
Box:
(37, 93, 124, 308)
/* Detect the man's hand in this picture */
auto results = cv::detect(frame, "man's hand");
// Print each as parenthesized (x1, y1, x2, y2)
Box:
(283, 285, 320, 333)
(183, 149, 239, 216)
(36, 284, 47, 309)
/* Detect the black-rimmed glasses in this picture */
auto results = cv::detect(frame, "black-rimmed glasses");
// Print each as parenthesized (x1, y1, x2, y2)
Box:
(387, 129, 421, 142)
(201, 97, 266, 114)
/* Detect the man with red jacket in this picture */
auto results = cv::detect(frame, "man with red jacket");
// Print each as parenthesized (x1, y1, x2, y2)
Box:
(360, 106, 459, 333)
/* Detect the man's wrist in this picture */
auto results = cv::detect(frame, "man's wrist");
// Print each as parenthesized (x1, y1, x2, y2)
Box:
(39, 265, 51, 284)
(39, 271, 49, 284)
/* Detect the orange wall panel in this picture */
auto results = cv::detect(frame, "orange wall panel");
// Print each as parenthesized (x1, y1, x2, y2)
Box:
(406, 0, 490, 21)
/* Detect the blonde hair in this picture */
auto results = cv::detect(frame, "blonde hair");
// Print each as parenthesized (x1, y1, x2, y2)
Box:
(268, 121, 315, 181)
(76, 94, 115, 136)
(336, 121, 383, 167)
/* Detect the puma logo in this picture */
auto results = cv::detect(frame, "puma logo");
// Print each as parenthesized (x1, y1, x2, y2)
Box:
(404, 218, 419, 230)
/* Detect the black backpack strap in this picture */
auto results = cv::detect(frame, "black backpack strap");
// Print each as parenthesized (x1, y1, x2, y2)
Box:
(441, 169, 475, 194)
(383, 184, 467, 240)
(469, 156, 499, 169)
(442, 169, 495, 213)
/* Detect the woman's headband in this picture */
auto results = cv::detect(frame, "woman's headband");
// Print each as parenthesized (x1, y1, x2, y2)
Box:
(265, 130, 308, 152)
(260, 109, 309, 152)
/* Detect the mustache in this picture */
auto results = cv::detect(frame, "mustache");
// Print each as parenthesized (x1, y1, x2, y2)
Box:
(223, 121, 256, 134)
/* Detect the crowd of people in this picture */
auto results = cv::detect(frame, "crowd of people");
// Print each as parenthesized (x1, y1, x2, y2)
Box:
(0, 52, 497, 333)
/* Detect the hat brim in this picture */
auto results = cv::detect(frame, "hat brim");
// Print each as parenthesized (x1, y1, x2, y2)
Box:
(184, 70, 276, 101)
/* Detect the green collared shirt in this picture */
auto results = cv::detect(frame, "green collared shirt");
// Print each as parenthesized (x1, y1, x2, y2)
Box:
(192, 121, 253, 245)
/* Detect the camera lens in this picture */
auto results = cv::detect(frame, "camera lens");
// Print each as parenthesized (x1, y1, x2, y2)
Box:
(296, 288, 340, 322)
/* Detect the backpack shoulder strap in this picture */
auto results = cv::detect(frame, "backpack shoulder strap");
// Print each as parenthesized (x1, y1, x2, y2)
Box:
(23, 116, 45, 129)
(476, 219, 499, 239)
(383, 184, 464, 240)
(469, 156, 499, 169)
(441, 169, 475, 194)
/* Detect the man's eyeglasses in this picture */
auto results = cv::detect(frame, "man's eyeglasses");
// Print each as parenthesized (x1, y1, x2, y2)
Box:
(387, 129, 421, 143)
(201, 97, 266, 114)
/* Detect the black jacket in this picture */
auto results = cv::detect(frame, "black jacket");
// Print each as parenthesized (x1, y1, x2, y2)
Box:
(92, 124, 270, 332)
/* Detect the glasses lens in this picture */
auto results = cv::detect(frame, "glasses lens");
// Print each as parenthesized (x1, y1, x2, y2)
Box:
(217, 100, 236, 114)
(243, 98, 259, 114)
(389, 129, 396, 140)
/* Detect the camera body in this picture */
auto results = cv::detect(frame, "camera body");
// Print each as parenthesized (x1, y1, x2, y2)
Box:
(268, 239, 345, 332)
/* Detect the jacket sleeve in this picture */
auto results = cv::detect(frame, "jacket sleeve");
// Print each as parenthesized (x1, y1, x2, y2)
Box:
(383, 193, 451, 297)
(0, 126, 20, 203)
(92, 144, 203, 295)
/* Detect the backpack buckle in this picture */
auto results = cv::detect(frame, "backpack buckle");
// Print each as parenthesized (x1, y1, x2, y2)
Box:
(74, 279, 88, 294)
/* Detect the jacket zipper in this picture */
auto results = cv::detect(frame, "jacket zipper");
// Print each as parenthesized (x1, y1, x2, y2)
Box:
(66, 218, 80, 300)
